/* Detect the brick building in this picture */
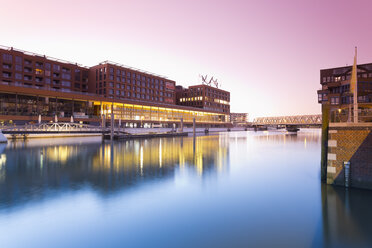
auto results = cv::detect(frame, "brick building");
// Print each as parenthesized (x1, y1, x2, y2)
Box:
(318, 63, 372, 122)
(0, 45, 230, 127)
(0, 46, 89, 93)
(230, 113, 248, 125)
(176, 84, 230, 114)
(89, 61, 176, 104)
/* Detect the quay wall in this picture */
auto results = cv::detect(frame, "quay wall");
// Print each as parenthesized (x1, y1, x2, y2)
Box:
(327, 123, 372, 190)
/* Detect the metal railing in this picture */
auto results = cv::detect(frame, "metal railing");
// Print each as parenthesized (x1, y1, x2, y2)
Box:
(1, 122, 104, 132)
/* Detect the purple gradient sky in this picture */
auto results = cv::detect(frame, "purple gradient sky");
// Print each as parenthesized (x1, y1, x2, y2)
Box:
(1, 0, 372, 118)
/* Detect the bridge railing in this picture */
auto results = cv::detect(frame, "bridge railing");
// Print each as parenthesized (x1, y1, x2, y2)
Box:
(1, 122, 105, 132)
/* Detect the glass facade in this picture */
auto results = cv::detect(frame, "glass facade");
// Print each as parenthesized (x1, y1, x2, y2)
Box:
(0, 92, 227, 124)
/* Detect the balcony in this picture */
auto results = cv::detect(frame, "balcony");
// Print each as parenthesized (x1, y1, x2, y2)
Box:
(2, 63, 12, 70)
(2, 72, 11, 78)
(24, 75, 32, 81)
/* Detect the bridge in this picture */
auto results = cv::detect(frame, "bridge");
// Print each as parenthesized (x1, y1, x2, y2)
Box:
(1, 122, 107, 139)
(252, 114, 322, 131)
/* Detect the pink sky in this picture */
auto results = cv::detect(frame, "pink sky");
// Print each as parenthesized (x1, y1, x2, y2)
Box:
(1, 0, 372, 119)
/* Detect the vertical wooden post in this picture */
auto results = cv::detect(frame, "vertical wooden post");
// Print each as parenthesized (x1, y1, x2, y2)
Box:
(180, 117, 183, 132)
(111, 104, 114, 141)
(193, 117, 196, 136)
(72, 99, 74, 118)
(15, 93, 18, 115)
(321, 104, 330, 182)
(36, 95, 39, 116)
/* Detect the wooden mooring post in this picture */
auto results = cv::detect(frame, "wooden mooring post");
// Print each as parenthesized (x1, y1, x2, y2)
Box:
(110, 104, 114, 141)
(193, 118, 196, 136)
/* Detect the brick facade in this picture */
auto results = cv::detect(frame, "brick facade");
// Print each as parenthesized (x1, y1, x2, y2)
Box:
(327, 125, 372, 189)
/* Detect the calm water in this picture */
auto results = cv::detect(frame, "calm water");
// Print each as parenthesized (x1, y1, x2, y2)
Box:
(0, 130, 372, 248)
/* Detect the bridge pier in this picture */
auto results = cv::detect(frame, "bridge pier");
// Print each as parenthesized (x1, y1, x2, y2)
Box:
(285, 125, 299, 133)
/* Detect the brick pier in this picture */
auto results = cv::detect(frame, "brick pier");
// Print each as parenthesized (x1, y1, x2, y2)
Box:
(327, 123, 372, 190)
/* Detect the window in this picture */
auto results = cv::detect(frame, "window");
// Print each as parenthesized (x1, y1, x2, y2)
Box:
(53, 64, 60, 71)
(15, 56, 22, 64)
(36, 62, 43, 68)
(2, 54, 12, 62)
(109, 82, 114, 87)
(15, 73, 22, 79)
(109, 89, 114, 94)
(45, 78, 51, 84)
(2, 63, 11, 69)
(116, 90, 120, 95)
(330, 97, 339, 105)
(74, 69, 81, 81)
(15, 65, 22, 71)
(62, 73, 71, 80)
(24, 75, 32, 81)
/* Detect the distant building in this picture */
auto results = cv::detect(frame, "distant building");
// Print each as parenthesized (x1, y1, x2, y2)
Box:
(230, 113, 248, 126)
(176, 84, 230, 114)
(317, 63, 372, 122)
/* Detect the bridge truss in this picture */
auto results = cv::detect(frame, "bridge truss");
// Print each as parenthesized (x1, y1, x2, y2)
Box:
(253, 115, 322, 126)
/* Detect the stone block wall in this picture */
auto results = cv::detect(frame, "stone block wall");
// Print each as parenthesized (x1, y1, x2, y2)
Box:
(327, 125, 372, 189)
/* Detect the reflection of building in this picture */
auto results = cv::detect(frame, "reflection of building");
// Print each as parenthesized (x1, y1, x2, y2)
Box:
(0, 136, 229, 209)
(175, 84, 230, 114)
(320, 184, 372, 247)
(230, 113, 248, 126)
(0, 46, 230, 126)
(92, 136, 229, 176)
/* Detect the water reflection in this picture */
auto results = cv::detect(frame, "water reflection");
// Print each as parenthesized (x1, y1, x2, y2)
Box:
(1, 130, 372, 248)
(0, 135, 229, 210)
(321, 184, 372, 248)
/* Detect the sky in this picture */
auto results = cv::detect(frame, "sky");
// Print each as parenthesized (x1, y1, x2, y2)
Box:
(1, 0, 372, 119)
